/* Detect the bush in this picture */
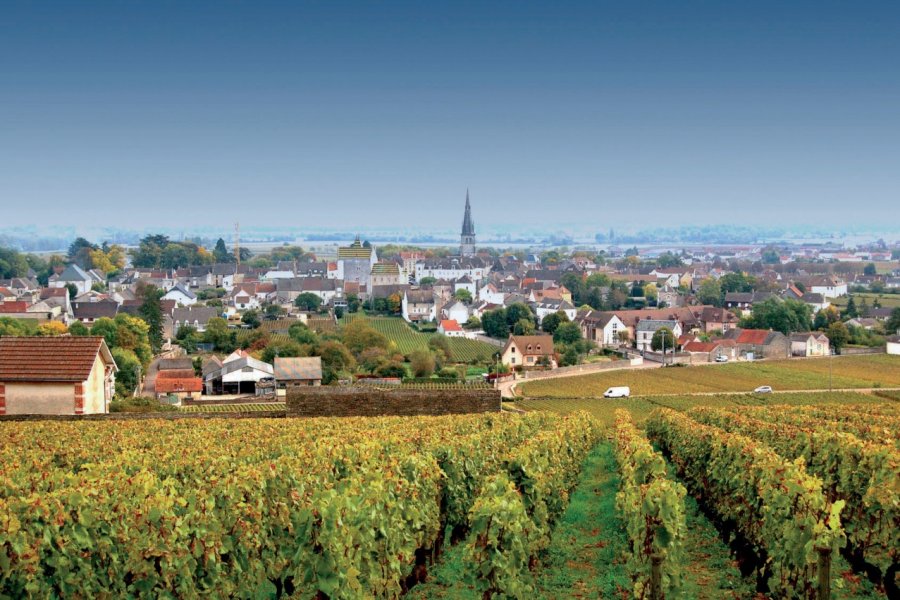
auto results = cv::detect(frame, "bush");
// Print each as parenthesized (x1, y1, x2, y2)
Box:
(109, 397, 179, 413)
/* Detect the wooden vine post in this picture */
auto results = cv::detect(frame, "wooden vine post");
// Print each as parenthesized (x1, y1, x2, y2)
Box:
(817, 547, 832, 600)
(649, 553, 663, 600)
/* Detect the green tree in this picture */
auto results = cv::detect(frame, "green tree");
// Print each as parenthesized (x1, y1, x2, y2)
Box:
(289, 322, 318, 345)
(651, 327, 676, 352)
(886, 307, 900, 335)
(863, 263, 877, 276)
(512, 318, 535, 335)
(203, 317, 237, 353)
(317, 340, 356, 383)
(419, 277, 437, 286)
(427, 335, 452, 362)
(454, 288, 473, 304)
(241, 309, 261, 329)
(741, 298, 812, 335)
(541, 311, 569, 335)
(111, 347, 141, 397)
(137, 284, 164, 352)
(481, 309, 510, 339)
(214, 238, 233, 263)
(553, 321, 582, 344)
(260, 340, 305, 364)
(294, 292, 323, 312)
(341, 319, 389, 357)
(505, 303, 534, 329)
(409, 349, 435, 378)
(67, 321, 90, 336)
(825, 321, 850, 355)
(90, 317, 119, 349)
(842, 296, 858, 319)
(65, 283, 78, 299)
(697, 277, 722, 307)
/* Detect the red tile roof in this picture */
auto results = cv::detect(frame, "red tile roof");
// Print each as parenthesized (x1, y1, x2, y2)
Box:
(0, 336, 112, 382)
(0, 301, 29, 314)
(157, 368, 196, 379)
(734, 329, 772, 345)
(440, 319, 462, 332)
(0, 287, 16, 297)
(155, 377, 203, 393)
(40, 287, 69, 299)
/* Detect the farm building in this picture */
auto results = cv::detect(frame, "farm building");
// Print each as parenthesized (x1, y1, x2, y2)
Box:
(204, 351, 275, 395)
(789, 332, 830, 357)
(722, 328, 791, 360)
(0, 336, 117, 415)
(274, 357, 322, 394)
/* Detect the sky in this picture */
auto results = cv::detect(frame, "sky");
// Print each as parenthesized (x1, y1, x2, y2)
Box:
(1, 1, 899, 233)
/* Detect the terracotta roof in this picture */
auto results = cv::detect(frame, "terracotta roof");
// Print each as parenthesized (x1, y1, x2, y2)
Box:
(40, 287, 69, 299)
(732, 329, 773, 345)
(155, 377, 203, 393)
(0, 336, 114, 382)
(0, 287, 14, 297)
(683, 340, 735, 353)
(157, 368, 196, 379)
(0, 301, 29, 313)
(440, 319, 463, 332)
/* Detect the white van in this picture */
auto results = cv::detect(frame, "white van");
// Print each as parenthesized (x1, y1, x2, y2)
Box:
(603, 386, 630, 398)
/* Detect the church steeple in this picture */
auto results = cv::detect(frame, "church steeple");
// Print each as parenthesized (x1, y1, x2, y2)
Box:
(460, 189, 476, 257)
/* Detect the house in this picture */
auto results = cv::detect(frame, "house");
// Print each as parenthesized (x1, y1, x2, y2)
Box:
(635, 320, 683, 353)
(204, 352, 275, 395)
(845, 317, 880, 331)
(577, 311, 628, 347)
(722, 328, 791, 360)
(50, 264, 95, 296)
(163, 283, 197, 307)
(0, 336, 117, 415)
(402, 289, 437, 323)
(172, 306, 221, 334)
(0, 287, 16, 302)
(415, 257, 490, 283)
(501, 334, 556, 369)
(439, 319, 466, 337)
(229, 284, 261, 311)
(682, 339, 737, 362)
(453, 275, 477, 297)
(274, 357, 323, 394)
(534, 298, 577, 325)
(155, 370, 203, 402)
(723, 292, 776, 313)
(370, 262, 404, 287)
(657, 284, 682, 308)
(275, 278, 343, 305)
(336, 238, 377, 288)
(789, 332, 830, 357)
(72, 300, 119, 325)
(807, 276, 848, 299)
(441, 300, 470, 324)
(887, 335, 900, 356)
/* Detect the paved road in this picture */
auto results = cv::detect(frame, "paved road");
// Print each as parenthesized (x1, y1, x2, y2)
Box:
(497, 361, 661, 399)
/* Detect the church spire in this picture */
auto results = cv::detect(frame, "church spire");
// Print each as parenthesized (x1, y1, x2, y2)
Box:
(461, 189, 475, 237)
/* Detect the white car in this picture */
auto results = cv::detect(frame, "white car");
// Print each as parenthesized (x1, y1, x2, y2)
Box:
(714, 355, 729, 363)
(603, 386, 631, 398)
(754, 385, 773, 394)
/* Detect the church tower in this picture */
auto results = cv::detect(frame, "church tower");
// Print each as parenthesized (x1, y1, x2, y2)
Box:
(460, 189, 476, 257)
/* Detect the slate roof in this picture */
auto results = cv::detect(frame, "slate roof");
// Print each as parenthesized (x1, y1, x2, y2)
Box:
(56, 264, 93, 283)
(274, 357, 322, 381)
(72, 301, 119, 320)
(0, 336, 115, 382)
(158, 357, 195, 371)
(172, 307, 220, 324)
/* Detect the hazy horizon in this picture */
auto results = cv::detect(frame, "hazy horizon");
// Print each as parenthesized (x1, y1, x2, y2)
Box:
(2, 1, 899, 230)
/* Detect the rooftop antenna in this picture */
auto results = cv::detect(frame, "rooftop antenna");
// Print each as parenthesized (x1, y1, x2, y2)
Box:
(234, 222, 240, 266)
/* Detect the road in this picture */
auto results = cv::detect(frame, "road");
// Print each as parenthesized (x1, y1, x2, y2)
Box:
(497, 360, 661, 399)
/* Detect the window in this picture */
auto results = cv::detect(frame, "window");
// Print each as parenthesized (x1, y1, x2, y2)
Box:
(511, 357, 516, 364)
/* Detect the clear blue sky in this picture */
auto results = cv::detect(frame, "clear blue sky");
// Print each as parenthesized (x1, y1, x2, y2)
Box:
(1, 1, 898, 231)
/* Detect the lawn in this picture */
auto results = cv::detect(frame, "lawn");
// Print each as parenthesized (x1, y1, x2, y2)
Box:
(518, 354, 900, 398)
(342, 314, 498, 363)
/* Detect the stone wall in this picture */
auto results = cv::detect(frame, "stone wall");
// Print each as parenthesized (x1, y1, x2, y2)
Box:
(0, 411, 286, 422)
(286, 386, 501, 417)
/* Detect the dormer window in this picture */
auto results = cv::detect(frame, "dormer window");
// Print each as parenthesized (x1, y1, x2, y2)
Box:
(536, 345, 541, 351)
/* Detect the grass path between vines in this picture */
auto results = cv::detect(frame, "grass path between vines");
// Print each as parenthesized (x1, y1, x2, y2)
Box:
(408, 441, 755, 599)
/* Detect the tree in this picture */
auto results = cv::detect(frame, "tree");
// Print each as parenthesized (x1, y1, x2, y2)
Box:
(481, 309, 510, 339)
(341, 319, 389, 357)
(842, 296, 858, 319)
(505, 303, 534, 329)
(317, 341, 355, 383)
(409, 349, 435, 378)
(203, 317, 237, 353)
(651, 327, 676, 352)
(719, 272, 754, 294)
(289, 322, 318, 345)
(825, 322, 850, 355)
(294, 292, 323, 312)
(36, 321, 68, 336)
(643, 283, 658, 302)
(90, 317, 119, 349)
(463, 315, 481, 330)
(387, 293, 402, 314)
(65, 283, 78, 299)
(263, 303, 285, 320)
(454, 288, 473, 304)
(813, 306, 841, 330)
(419, 277, 437, 286)
(761, 246, 780, 264)
(428, 335, 452, 362)
(886, 307, 900, 335)
(741, 298, 812, 335)
(697, 277, 722, 307)
(863, 263, 877, 276)
(512, 318, 535, 335)
(111, 347, 141, 397)
(260, 340, 305, 364)
(67, 321, 90, 336)
(68, 237, 97, 267)
(553, 321, 582, 344)
(657, 252, 683, 268)
(375, 361, 407, 378)
(214, 238, 233, 263)
(241, 309, 261, 329)
(137, 284, 165, 353)
(541, 311, 568, 335)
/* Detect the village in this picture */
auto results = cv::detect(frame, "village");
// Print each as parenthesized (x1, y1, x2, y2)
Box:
(1, 195, 900, 415)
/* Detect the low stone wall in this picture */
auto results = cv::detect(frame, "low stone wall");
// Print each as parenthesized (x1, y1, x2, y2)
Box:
(286, 386, 501, 417)
(0, 411, 286, 422)
(520, 358, 639, 381)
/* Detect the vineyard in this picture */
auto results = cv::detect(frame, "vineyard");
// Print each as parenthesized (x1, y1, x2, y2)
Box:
(179, 402, 286, 413)
(342, 314, 498, 363)
(0, 412, 600, 598)
(519, 354, 900, 398)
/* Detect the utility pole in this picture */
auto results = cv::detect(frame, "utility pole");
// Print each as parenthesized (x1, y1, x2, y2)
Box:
(829, 347, 833, 392)
(234, 222, 241, 266)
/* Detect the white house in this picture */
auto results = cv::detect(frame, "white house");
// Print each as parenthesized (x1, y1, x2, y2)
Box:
(577, 311, 627, 347)
(534, 299, 577, 325)
(50, 264, 94, 296)
(230, 287, 260, 311)
(478, 282, 506, 305)
(402, 289, 436, 323)
(163, 283, 197, 307)
(808, 277, 848, 299)
(441, 300, 470, 324)
(415, 257, 489, 283)
(453, 275, 477, 298)
(886, 334, 900, 355)
(635, 319, 683, 353)
(790, 332, 830, 357)
(438, 319, 466, 337)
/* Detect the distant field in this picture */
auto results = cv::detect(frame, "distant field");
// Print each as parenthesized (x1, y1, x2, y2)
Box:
(518, 354, 900, 398)
(832, 292, 900, 309)
(342, 314, 497, 363)
(512, 390, 897, 427)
